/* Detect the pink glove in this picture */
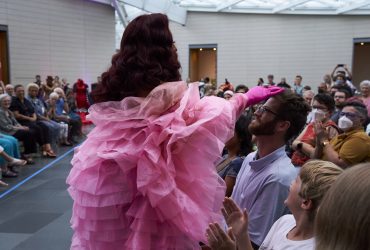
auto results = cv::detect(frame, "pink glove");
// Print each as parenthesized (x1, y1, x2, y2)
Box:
(245, 86, 284, 106)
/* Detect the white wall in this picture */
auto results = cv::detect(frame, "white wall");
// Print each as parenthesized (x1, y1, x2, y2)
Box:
(170, 12, 370, 89)
(0, 0, 115, 86)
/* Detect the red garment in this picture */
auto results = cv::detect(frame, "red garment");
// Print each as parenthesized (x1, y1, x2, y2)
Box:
(74, 79, 90, 110)
(291, 120, 338, 166)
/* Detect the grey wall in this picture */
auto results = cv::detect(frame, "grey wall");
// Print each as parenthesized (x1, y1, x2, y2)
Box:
(0, 0, 115, 86)
(170, 12, 370, 89)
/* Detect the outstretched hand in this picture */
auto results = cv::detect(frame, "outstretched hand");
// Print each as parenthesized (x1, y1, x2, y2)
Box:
(245, 86, 284, 106)
(222, 197, 249, 240)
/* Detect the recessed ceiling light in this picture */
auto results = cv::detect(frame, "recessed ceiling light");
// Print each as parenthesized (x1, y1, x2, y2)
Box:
(360, 42, 364, 45)
(213, 48, 217, 51)
(200, 48, 203, 51)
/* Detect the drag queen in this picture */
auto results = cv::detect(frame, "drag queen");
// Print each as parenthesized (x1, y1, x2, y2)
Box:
(67, 13, 282, 249)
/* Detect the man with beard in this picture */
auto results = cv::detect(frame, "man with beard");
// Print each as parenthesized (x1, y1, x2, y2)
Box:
(231, 89, 311, 250)
(330, 88, 351, 124)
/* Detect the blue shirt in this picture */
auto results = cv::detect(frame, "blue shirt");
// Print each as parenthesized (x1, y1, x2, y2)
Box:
(231, 146, 298, 246)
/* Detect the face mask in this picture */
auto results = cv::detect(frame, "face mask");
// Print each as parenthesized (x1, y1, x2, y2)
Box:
(338, 116, 353, 131)
(312, 109, 326, 122)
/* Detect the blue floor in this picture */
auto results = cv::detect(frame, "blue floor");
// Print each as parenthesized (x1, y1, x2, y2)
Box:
(0, 143, 78, 250)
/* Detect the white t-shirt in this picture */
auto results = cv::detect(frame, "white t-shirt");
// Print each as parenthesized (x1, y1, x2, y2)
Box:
(259, 215, 314, 250)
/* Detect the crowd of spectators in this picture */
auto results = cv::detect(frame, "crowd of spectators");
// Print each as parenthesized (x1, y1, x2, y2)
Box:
(197, 64, 370, 249)
(0, 75, 96, 185)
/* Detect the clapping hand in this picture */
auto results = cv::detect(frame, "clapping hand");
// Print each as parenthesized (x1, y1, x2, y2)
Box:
(206, 223, 236, 250)
(222, 197, 249, 240)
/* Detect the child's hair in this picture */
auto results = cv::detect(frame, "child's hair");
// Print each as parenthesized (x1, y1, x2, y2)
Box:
(315, 163, 370, 250)
(298, 160, 343, 221)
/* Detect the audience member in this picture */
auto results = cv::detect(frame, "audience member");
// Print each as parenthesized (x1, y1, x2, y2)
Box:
(330, 88, 351, 124)
(27, 83, 68, 147)
(0, 94, 37, 164)
(10, 85, 56, 158)
(216, 112, 253, 197)
(219, 79, 234, 92)
(0, 132, 25, 171)
(292, 94, 339, 166)
(34, 75, 42, 86)
(302, 90, 314, 105)
(5, 84, 14, 96)
(224, 90, 234, 100)
(315, 163, 370, 250)
(0, 144, 26, 178)
(235, 85, 249, 94)
(50, 89, 82, 142)
(0, 85, 4, 95)
(267, 74, 275, 86)
(54, 75, 62, 88)
(257, 78, 264, 86)
(315, 101, 370, 168)
(42, 76, 56, 100)
(360, 80, 370, 117)
(277, 77, 291, 89)
(317, 82, 329, 94)
(207, 160, 343, 250)
(293, 75, 304, 96)
(231, 89, 311, 249)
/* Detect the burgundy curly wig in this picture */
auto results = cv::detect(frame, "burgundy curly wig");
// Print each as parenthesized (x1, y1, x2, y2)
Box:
(92, 13, 181, 103)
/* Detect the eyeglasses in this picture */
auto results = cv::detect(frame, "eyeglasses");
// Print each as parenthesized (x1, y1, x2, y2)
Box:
(340, 112, 359, 119)
(312, 105, 327, 111)
(255, 105, 279, 116)
(334, 96, 345, 99)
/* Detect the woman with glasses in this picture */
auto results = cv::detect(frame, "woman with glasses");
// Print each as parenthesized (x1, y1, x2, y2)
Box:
(291, 94, 340, 167)
(315, 101, 370, 168)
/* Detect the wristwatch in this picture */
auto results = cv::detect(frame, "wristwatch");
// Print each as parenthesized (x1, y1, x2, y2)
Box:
(322, 140, 330, 147)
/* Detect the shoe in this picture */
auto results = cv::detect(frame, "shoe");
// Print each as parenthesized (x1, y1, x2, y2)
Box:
(8, 166, 19, 173)
(8, 158, 27, 167)
(0, 180, 8, 187)
(44, 150, 57, 158)
(2, 170, 18, 178)
(61, 141, 72, 146)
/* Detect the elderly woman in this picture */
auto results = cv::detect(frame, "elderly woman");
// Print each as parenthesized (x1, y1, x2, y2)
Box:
(10, 85, 56, 157)
(291, 93, 340, 166)
(53, 87, 82, 142)
(47, 92, 71, 145)
(360, 80, 370, 117)
(0, 94, 38, 164)
(26, 83, 68, 147)
(315, 101, 370, 168)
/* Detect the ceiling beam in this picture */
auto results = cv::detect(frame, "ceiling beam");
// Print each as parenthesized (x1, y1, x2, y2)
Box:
(272, 0, 311, 13)
(119, 0, 187, 25)
(216, 0, 244, 12)
(111, 0, 128, 28)
(336, 0, 370, 14)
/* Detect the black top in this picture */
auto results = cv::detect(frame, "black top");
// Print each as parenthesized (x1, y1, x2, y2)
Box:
(10, 97, 35, 117)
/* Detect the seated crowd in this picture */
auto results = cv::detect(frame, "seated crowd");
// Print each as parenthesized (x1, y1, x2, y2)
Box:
(0, 75, 95, 185)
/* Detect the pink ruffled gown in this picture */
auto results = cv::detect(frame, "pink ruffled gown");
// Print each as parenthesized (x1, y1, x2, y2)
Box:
(67, 81, 248, 249)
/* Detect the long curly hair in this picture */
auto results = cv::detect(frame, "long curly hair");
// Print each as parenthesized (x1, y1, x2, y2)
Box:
(92, 13, 181, 103)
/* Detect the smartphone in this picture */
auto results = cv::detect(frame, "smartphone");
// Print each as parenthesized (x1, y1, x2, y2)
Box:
(337, 64, 344, 67)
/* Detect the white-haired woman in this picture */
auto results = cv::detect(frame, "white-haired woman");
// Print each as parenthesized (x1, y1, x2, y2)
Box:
(360, 80, 370, 117)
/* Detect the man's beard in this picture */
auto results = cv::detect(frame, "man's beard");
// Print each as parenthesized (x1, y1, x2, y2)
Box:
(248, 118, 278, 136)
